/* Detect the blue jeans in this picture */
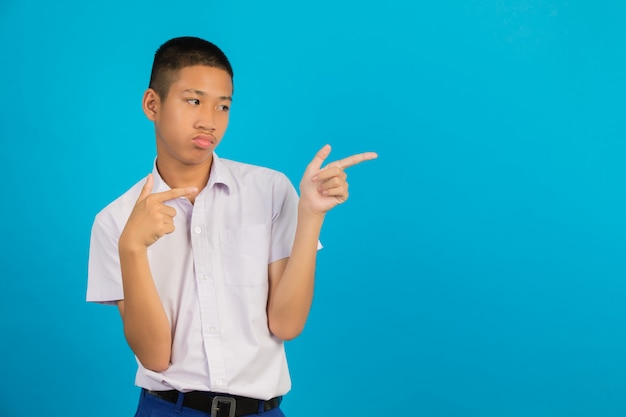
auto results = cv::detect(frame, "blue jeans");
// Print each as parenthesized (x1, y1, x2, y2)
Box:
(134, 389, 286, 417)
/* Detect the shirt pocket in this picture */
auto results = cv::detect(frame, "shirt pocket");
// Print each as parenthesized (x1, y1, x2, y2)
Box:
(219, 223, 271, 287)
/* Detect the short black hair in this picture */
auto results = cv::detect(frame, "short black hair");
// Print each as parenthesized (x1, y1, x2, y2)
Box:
(149, 36, 234, 99)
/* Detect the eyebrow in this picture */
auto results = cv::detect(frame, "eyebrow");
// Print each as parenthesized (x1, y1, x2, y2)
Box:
(182, 89, 232, 101)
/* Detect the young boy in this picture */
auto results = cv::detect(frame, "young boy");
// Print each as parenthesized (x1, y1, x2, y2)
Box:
(87, 36, 377, 417)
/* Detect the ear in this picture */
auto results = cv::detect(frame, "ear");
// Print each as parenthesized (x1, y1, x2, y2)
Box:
(142, 88, 160, 121)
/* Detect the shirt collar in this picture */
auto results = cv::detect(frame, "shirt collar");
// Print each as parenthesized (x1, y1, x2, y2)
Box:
(207, 153, 233, 192)
(150, 152, 232, 193)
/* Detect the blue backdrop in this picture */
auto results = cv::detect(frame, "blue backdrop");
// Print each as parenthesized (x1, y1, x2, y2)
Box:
(1, 1, 625, 416)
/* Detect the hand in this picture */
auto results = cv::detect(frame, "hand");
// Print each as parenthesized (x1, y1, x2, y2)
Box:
(299, 144, 378, 216)
(119, 174, 198, 251)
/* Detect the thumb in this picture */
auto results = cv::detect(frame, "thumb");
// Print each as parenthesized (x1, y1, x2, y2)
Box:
(306, 144, 331, 173)
(137, 174, 154, 201)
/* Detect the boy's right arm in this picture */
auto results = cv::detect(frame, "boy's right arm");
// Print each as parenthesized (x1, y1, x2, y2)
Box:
(117, 174, 198, 372)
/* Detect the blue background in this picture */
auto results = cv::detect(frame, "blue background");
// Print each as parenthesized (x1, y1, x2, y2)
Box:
(1, 1, 625, 416)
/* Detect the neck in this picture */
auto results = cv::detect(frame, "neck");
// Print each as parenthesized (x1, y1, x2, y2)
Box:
(156, 155, 213, 203)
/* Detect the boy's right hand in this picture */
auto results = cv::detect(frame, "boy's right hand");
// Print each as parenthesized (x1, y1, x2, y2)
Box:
(119, 174, 198, 252)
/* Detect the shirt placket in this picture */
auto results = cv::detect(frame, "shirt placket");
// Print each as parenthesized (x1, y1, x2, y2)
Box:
(190, 189, 229, 392)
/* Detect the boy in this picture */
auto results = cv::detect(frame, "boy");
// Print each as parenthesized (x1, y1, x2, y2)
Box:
(87, 36, 377, 417)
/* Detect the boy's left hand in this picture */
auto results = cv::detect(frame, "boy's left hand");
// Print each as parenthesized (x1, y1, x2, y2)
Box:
(299, 144, 378, 216)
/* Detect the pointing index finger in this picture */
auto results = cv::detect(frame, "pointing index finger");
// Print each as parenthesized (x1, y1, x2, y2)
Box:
(332, 151, 378, 169)
(153, 186, 199, 203)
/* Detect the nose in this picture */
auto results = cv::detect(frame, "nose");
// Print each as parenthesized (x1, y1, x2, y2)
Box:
(194, 107, 216, 131)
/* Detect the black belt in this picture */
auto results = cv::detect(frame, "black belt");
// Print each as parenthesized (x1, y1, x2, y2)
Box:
(145, 389, 282, 417)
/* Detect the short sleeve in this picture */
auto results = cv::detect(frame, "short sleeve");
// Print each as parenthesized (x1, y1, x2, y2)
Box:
(268, 173, 322, 264)
(86, 211, 124, 305)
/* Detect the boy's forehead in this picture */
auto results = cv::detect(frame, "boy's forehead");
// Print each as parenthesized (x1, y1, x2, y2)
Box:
(171, 65, 233, 94)
(174, 65, 232, 82)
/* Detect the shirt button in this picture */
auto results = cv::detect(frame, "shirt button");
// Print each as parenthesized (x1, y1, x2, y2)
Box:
(202, 274, 209, 281)
(208, 326, 217, 334)
(194, 226, 202, 234)
(215, 379, 224, 386)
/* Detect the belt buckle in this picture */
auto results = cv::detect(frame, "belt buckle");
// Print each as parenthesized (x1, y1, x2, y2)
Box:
(211, 396, 236, 417)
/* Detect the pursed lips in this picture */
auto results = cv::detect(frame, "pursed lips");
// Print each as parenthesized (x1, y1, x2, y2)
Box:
(192, 134, 215, 149)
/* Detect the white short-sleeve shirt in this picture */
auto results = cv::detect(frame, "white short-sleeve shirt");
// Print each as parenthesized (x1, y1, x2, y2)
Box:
(87, 153, 303, 399)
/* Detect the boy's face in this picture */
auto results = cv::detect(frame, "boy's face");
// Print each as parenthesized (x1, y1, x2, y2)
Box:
(144, 65, 233, 168)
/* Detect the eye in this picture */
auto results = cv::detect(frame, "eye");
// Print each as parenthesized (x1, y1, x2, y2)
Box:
(186, 99, 200, 106)
(217, 104, 230, 112)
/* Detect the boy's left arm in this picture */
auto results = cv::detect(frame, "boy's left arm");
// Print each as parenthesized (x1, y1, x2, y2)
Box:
(267, 145, 377, 340)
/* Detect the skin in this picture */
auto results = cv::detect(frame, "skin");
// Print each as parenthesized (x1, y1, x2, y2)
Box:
(117, 65, 377, 372)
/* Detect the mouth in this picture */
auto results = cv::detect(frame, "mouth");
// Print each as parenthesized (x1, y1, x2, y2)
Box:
(192, 134, 214, 149)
